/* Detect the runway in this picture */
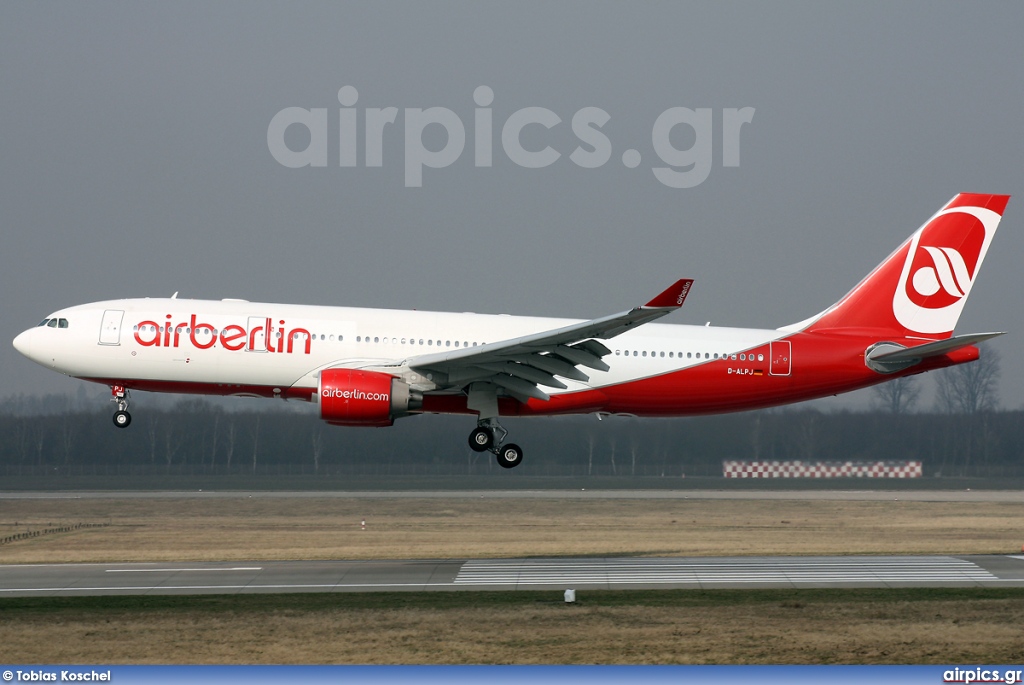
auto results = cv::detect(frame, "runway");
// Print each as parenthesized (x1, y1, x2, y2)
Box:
(2, 555, 1023, 596)
(3, 489, 1023, 502)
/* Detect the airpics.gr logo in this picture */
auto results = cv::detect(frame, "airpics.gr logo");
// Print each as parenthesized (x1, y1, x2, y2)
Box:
(267, 86, 755, 188)
(892, 205, 998, 334)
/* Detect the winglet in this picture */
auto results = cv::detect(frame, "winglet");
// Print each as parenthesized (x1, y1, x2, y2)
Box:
(644, 279, 693, 309)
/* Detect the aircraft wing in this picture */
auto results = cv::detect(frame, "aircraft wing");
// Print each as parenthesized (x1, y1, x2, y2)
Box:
(408, 279, 693, 404)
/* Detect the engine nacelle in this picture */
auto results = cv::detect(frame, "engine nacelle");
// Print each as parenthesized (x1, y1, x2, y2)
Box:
(318, 368, 413, 427)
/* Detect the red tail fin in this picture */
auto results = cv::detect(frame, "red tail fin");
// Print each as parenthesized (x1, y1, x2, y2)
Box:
(802, 193, 1009, 338)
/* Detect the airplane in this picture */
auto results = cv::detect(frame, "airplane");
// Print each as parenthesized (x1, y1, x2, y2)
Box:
(12, 193, 1009, 469)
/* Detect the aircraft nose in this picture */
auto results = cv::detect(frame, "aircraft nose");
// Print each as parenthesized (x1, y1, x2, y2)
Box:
(13, 328, 37, 359)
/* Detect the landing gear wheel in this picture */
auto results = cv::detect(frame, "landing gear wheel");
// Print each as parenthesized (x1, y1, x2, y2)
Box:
(113, 410, 132, 428)
(468, 427, 494, 452)
(496, 443, 523, 469)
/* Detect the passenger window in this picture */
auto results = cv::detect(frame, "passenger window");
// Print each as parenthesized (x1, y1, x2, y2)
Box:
(758, 354, 764, 362)
(669, 352, 674, 358)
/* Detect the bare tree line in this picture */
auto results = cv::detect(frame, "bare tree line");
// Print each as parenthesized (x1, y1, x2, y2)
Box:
(0, 356, 1015, 479)
(870, 350, 1001, 415)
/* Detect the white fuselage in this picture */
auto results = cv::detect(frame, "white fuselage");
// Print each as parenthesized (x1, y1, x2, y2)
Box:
(14, 297, 781, 401)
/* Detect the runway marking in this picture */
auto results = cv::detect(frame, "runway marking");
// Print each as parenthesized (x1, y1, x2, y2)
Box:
(454, 557, 999, 586)
(0, 583, 457, 593)
(105, 567, 263, 573)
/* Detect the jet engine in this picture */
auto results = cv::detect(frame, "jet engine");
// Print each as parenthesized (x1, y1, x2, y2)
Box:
(318, 368, 416, 427)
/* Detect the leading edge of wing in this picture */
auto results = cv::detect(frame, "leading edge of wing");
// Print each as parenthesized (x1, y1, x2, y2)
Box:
(408, 278, 693, 375)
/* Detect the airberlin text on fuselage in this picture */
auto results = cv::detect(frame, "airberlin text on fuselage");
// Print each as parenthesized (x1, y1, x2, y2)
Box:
(132, 314, 312, 354)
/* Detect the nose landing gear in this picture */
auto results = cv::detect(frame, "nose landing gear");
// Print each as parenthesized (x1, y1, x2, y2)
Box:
(111, 385, 131, 428)
(468, 418, 523, 469)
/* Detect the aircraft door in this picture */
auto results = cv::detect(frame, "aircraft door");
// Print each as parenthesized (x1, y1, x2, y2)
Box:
(246, 316, 267, 352)
(98, 309, 124, 346)
(769, 340, 791, 376)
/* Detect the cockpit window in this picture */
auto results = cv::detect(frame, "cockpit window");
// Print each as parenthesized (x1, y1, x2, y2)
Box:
(38, 319, 50, 327)
(47, 319, 58, 328)
(58, 318, 69, 328)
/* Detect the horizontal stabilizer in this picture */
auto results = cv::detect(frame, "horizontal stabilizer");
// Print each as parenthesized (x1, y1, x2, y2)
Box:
(872, 332, 1005, 363)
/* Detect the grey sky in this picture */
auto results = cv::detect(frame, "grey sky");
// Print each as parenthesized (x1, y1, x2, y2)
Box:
(2, 2, 1022, 409)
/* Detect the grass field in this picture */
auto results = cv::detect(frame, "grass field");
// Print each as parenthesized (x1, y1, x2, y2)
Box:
(1, 496, 1022, 563)
(2, 589, 1023, 664)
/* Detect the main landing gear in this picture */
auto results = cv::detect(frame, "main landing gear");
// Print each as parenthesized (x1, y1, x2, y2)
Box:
(468, 418, 523, 469)
(111, 385, 131, 428)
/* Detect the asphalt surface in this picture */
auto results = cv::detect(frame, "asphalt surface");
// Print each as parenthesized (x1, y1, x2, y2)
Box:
(2, 555, 1023, 596)
(3, 490, 1023, 502)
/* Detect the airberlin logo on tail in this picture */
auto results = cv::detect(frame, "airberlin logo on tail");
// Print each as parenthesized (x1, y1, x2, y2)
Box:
(911, 246, 971, 300)
(905, 213, 985, 309)
(893, 206, 998, 334)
